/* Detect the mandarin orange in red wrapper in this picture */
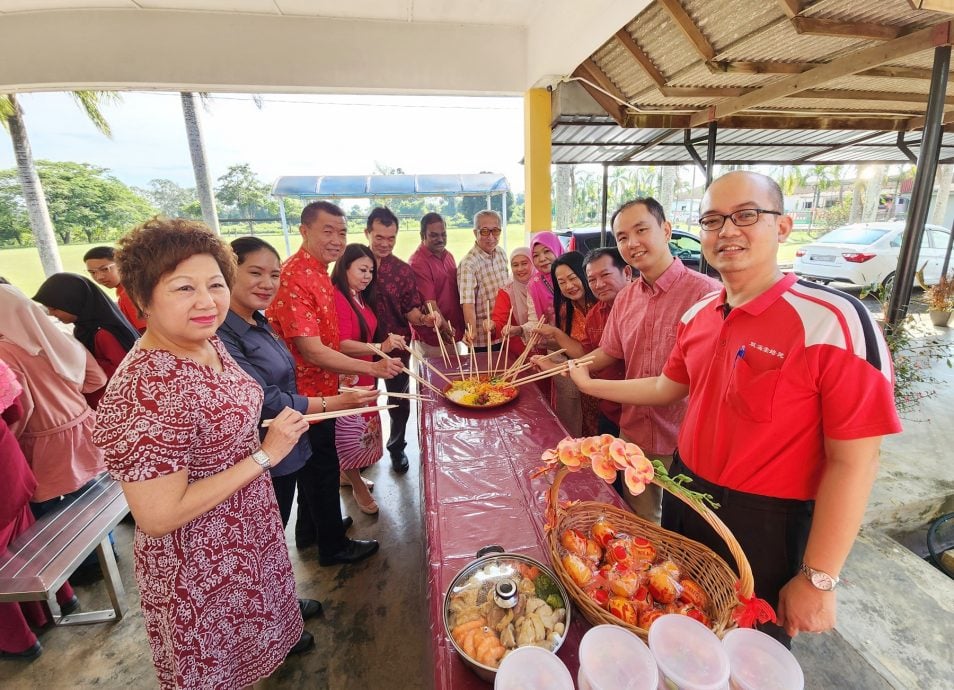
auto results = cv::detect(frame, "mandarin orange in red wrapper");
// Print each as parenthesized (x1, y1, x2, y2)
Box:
(631, 536, 657, 562)
(584, 537, 603, 564)
(562, 552, 595, 588)
(638, 607, 665, 630)
(679, 577, 709, 609)
(606, 563, 642, 598)
(632, 585, 654, 614)
(560, 528, 589, 558)
(590, 516, 617, 547)
(608, 597, 639, 626)
(647, 565, 682, 604)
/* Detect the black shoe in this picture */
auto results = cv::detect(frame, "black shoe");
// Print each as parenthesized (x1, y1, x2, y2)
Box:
(298, 598, 323, 621)
(59, 595, 79, 616)
(342, 515, 354, 531)
(286, 630, 314, 657)
(1, 641, 42, 661)
(295, 532, 316, 550)
(390, 452, 409, 474)
(318, 538, 380, 567)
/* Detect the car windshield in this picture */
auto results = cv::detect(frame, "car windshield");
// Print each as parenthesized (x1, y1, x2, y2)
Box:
(816, 226, 889, 246)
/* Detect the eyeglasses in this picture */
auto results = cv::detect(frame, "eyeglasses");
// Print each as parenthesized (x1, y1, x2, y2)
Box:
(698, 208, 782, 233)
(477, 227, 502, 238)
(87, 263, 116, 276)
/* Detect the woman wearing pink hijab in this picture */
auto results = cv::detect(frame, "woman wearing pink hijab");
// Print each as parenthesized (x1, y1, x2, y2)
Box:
(526, 232, 564, 325)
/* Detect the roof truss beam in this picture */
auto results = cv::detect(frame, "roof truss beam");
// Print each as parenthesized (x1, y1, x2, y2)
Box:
(573, 62, 627, 126)
(614, 28, 666, 87)
(689, 21, 954, 127)
(657, 0, 715, 61)
(791, 16, 900, 41)
(706, 61, 945, 80)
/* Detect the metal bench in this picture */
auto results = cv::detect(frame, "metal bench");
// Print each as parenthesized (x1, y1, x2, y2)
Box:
(0, 472, 130, 625)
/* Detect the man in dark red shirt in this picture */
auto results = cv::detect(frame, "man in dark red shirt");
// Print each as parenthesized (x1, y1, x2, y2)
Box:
(268, 201, 402, 566)
(364, 207, 437, 473)
(408, 212, 465, 359)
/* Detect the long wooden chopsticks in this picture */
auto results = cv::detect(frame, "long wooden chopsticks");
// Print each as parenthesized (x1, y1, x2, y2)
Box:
(338, 386, 430, 402)
(366, 343, 446, 397)
(261, 404, 396, 427)
(509, 355, 596, 388)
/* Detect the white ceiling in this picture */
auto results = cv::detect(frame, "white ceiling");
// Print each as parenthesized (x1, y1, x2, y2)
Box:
(0, 1, 652, 95)
(0, 0, 541, 25)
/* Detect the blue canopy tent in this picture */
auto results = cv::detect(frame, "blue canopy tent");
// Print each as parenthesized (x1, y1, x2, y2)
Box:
(270, 173, 511, 255)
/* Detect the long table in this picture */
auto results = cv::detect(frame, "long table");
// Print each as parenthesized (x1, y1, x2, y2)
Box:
(418, 358, 628, 689)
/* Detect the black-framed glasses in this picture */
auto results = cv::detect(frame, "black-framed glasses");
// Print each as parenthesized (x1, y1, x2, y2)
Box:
(698, 208, 782, 232)
(478, 227, 502, 237)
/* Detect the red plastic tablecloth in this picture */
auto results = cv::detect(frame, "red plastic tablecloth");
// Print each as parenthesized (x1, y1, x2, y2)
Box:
(417, 357, 629, 689)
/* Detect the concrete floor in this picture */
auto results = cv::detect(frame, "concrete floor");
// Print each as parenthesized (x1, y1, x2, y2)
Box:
(1, 314, 953, 690)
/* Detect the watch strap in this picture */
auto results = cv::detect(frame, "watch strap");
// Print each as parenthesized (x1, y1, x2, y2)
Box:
(800, 563, 839, 590)
(251, 448, 272, 472)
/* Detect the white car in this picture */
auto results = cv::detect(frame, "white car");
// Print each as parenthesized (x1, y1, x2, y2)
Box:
(793, 221, 952, 288)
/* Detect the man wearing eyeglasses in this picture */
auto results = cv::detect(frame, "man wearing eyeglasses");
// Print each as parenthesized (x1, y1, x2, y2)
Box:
(570, 171, 901, 646)
(457, 210, 509, 352)
(83, 246, 147, 332)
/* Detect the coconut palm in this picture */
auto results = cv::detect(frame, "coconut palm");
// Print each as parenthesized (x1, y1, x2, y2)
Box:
(1, 91, 120, 277)
(180, 92, 220, 234)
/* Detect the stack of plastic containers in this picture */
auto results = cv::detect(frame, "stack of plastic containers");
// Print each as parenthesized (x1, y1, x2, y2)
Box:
(722, 628, 804, 690)
(648, 614, 731, 690)
(494, 646, 574, 690)
(578, 624, 659, 690)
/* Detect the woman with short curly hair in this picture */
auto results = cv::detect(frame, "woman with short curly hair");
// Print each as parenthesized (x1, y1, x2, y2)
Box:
(92, 218, 312, 689)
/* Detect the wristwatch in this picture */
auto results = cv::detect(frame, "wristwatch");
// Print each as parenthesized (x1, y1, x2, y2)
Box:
(800, 563, 839, 591)
(250, 448, 272, 473)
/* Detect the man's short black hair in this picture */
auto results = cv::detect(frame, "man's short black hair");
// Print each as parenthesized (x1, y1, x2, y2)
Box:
(610, 197, 667, 230)
(583, 246, 627, 272)
(301, 201, 345, 227)
(366, 206, 399, 231)
(420, 212, 445, 239)
(83, 246, 115, 262)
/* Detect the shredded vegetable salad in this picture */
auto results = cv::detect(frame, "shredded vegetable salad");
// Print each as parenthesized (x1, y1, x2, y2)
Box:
(446, 378, 518, 406)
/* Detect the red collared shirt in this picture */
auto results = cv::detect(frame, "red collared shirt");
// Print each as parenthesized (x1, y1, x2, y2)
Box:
(664, 273, 901, 500)
(582, 299, 626, 424)
(266, 248, 340, 397)
(116, 283, 146, 333)
(599, 259, 721, 455)
(408, 244, 465, 345)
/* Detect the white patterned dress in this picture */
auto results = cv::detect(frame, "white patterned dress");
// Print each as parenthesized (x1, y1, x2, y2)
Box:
(92, 338, 302, 690)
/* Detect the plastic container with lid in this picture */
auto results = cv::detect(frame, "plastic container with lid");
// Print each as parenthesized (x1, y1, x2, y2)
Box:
(494, 646, 574, 690)
(578, 624, 659, 690)
(722, 628, 804, 690)
(648, 614, 731, 690)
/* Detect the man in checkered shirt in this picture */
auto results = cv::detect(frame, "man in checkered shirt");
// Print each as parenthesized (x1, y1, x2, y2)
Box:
(457, 210, 509, 351)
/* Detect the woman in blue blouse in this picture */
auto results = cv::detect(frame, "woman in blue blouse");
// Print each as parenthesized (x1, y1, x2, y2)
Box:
(217, 238, 377, 530)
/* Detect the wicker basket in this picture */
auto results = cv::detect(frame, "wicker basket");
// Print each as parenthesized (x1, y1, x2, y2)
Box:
(546, 465, 754, 640)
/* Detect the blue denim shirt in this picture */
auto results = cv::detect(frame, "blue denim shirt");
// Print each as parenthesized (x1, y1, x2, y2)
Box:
(218, 309, 311, 477)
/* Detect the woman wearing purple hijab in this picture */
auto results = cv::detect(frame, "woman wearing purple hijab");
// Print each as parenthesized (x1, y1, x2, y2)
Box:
(526, 232, 564, 325)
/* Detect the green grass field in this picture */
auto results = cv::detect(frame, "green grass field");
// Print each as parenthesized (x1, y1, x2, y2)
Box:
(0, 221, 808, 296)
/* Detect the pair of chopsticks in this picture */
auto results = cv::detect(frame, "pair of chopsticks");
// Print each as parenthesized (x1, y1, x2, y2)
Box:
(339, 385, 430, 402)
(366, 342, 447, 397)
(261, 404, 396, 428)
(509, 354, 597, 388)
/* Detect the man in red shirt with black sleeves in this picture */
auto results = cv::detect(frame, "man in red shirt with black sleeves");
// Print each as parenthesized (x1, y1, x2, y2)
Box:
(571, 171, 901, 647)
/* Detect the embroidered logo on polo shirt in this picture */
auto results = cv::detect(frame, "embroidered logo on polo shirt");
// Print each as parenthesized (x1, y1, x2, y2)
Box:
(749, 341, 786, 359)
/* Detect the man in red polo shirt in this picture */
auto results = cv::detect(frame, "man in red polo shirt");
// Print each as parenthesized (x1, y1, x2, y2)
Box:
(267, 201, 402, 566)
(571, 171, 902, 646)
(408, 212, 465, 359)
(364, 207, 438, 473)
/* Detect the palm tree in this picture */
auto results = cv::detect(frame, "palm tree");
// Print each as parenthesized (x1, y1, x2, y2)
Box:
(1, 91, 119, 277)
(180, 92, 220, 234)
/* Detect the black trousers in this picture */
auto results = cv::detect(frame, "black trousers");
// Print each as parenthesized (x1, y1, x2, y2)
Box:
(661, 453, 814, 648)
(271, 472, 298, 528)
(384, 368, 410, 457)
(295, 421, 348, 557)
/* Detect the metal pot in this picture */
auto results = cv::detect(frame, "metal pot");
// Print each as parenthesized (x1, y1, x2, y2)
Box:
(442, 545, 572, 682)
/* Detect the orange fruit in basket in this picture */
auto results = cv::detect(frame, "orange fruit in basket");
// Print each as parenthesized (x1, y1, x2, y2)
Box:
(590, 517, 617, 547)
(632, 585, 654, 614)
(647, 565, 680, 604)
(606, 564, 642, 598)
(631, 536, 657, 562)
(560, 528, 589, 558)
(608, 597, 639, 626)
(584, 537, 603, 564)
(562, 553, 595, 588)
(638, 607, 665, 630)
(679, 577, 709, 609)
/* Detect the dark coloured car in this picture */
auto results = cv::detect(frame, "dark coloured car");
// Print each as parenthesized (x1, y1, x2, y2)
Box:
(554, 227, 719, 278)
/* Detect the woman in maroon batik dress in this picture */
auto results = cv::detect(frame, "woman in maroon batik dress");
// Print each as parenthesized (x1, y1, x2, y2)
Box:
(330, 244, 404, 516)
(92, 219, 310, 690)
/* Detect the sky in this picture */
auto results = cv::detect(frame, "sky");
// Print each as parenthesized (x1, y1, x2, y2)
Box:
(0, 91, 527, 194)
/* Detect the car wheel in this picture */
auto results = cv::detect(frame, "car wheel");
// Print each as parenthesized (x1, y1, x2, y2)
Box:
(881, 272, 895, 293)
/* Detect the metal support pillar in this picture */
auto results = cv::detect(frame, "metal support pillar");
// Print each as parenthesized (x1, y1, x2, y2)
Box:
(887, 45, 951, 327)
(600, 163, 610, 247)
(698, 122, 718, 276)
(278, 196, 291, 257)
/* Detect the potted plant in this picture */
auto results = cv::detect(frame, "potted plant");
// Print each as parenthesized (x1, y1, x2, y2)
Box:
(917, 269, 954, 327)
